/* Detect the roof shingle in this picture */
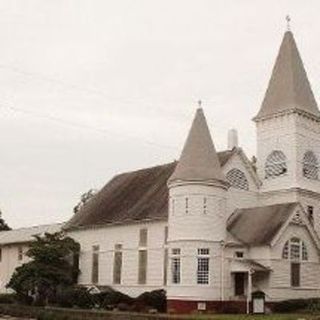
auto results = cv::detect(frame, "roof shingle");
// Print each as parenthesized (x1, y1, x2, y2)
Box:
(66, 150, 235, 230)
(227, 203, 297, 245)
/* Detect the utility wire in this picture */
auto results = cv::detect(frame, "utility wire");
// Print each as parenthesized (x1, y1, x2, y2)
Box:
(0, 103, 177, 151)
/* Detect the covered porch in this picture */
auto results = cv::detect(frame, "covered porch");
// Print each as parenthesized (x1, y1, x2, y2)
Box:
(230, 259, 271, 313)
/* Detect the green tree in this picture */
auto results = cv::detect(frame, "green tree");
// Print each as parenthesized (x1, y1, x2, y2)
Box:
(7, 231, 80, 305)
(0, 209, 11, 231)
(73, 188, 97, 214)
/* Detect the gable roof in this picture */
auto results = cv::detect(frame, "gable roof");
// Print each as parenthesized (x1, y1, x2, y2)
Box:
(169, 108, 226, 184)
(227, 203, 298, 245)
(66, 150, 234, 230)
(254, 31, 320, 121)
(0, 223, 63, 246)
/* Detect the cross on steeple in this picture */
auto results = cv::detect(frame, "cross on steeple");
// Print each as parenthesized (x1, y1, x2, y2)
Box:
(286, 15, 291, 31)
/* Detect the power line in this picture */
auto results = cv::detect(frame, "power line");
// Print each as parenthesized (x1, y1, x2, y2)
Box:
(0, 63, 192, 117)
(0, 102, 177, 151)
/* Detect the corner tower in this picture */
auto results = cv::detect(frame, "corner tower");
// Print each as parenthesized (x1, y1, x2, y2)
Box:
(167, 108, 229, 311)
(254, 29, 320, 235)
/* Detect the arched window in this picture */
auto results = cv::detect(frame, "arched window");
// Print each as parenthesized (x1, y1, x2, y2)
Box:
(303, 151, 318, 180)
(226, 169, 249, 190)
(282, 238, 308, 261)
(265, 150, 287, 179)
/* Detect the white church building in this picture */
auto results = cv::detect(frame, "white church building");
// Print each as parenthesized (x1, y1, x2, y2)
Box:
(1, 28, 320, 313)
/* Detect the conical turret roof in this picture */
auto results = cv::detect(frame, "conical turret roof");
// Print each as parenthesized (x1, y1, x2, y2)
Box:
(169, 108, 226, 184)
(255, 31, 319, 120)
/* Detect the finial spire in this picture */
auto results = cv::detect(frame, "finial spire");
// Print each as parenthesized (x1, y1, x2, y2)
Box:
(286, 15, 291, 31)
(197, 99, 202, 108)
(168, 108, 226, 184)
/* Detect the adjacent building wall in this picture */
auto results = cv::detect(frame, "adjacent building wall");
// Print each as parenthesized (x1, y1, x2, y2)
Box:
(0, 244, 29, 293)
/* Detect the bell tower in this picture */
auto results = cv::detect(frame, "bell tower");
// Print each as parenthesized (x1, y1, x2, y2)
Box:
(254, 26, 320, 235)
(254, 29, 320, 194)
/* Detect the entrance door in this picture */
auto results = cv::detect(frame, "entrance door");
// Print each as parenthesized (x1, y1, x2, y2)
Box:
(235, 272, 245, 296)
(253, 297, 264, 313)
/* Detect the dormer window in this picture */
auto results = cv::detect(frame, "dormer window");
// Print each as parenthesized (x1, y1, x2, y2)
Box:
(226, 169, 249, 190)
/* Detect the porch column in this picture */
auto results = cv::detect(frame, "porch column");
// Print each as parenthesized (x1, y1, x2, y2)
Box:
(246, 269, 253, 314)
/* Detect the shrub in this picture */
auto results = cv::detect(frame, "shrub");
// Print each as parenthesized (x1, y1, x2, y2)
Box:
(273, 298, 320, 313)
(135, 289, 166, 312)
(0, 293, 16, 304)
(56, 286, 95, 309)
(97, 288, 133, 310)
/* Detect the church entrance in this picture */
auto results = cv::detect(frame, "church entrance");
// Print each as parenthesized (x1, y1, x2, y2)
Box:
(234, 272, 246, 296)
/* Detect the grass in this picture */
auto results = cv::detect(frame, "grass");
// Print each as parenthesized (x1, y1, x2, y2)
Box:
(175, 314, 318, 320)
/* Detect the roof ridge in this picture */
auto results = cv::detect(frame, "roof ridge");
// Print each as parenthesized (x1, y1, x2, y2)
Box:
(0, 222, 65, 233)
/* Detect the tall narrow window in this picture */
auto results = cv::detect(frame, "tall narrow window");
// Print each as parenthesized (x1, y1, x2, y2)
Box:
(163, 248, 168, 285)
(197, 248, 210, 284)
(171, 199, 175, 216)
(139, 228, 148, 247)
(302, 242, 308, 261)
(282, 237, 308, 288)
(291, 263, 300, 287)
(265, 150, 287, 179)
(303, 151, 319, 180)
(113, 244, 123, 284)
(0, 248, 2, 262)
(171, 248, 181, 284)
(91, 245, 99, 284)
(164, 226, 168, 244)
(18, 246, 23, 261)
(185, 198, 189, 214)
(138, 250, 147, 284)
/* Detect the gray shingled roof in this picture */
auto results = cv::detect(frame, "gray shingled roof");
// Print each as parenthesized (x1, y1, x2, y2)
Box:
(66, 150, 235, 230)
(255, 31, 319, 120)
(169, 108, 226, 184)
(227, 203, 297, 245)
(0, 223, 63, 246)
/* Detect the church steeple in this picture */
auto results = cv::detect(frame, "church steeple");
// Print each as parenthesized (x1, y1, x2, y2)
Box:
(169, 108, 226, 185)
(254, 30, 320, 120)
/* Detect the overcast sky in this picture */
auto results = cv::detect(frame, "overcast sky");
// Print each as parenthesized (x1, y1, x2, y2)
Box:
(1, 0, 320, 228)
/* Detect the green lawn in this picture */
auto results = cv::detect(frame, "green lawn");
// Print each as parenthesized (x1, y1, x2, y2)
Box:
(173, 314, 318, 320)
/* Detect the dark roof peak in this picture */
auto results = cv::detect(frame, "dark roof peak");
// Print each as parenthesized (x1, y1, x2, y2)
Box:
(169, 108, 226, 184)
(254, 30, 319, 120)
